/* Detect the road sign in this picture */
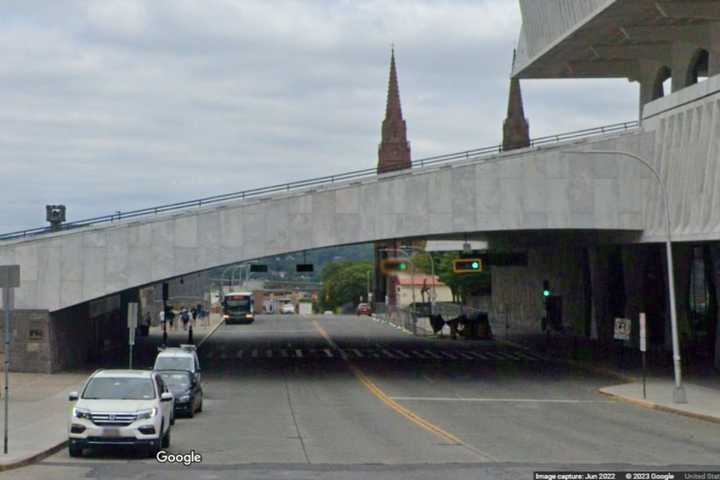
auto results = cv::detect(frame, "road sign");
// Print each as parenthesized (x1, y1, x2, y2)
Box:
(127, 303, 138, 346)
(614, 317, 631, 341)
(452, 259, 483, 273)
(639, 313, 647, 352)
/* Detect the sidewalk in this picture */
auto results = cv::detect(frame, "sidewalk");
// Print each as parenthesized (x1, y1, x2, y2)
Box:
(0, 371, 87, 470)
(0, 314, 224, 471)
(600, 381, 720, 424)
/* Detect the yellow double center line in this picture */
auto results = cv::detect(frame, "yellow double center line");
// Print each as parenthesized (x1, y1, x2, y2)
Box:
(312, 319, 489, 454)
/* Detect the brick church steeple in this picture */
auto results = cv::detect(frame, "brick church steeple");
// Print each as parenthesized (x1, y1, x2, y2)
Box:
(502, 50, 530, 151)
(377, 48, 411, 174)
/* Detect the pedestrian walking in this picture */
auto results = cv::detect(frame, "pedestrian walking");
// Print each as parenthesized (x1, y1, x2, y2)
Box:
(158, 309, 166, 329)
(181, 307, 190, 331)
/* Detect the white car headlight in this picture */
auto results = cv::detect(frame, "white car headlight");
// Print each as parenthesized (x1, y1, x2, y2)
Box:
(73, 407, 90, 419)
(179, 395, 191, 403)
(136, 408, 157, 420)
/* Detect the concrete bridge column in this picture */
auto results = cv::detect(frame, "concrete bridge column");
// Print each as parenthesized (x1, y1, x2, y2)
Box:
(671, 42, 702, 91)
(588, 246, 612, 344)
(707, 244, 720, 369)
(622, 245, 650, 348)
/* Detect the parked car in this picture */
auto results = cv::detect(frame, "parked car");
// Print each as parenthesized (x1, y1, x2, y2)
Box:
(280, 303, 295, 314)
(154, 345, 202, 384)
(356, 303, 372, 316)
(67, 369, 173, 458)
(323, 310, 334, 315)
(156, 370, 203, 418)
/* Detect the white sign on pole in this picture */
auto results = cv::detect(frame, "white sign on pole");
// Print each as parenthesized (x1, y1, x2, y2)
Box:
(639, 312, 647, 352)
(127, 303, 138, 346)
(614, 317, 631, 341)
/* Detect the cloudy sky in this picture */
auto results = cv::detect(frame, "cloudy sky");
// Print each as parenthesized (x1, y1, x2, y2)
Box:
(0, 0, 638, 233)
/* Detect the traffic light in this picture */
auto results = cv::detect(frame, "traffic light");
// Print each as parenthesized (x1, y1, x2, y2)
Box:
(452, 259, 483, 273)
(542, 280, 551, 298)
(381, 258, 411, 274)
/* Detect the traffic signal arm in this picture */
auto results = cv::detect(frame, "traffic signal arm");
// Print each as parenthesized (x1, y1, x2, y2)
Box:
(381, 259, 411, 274)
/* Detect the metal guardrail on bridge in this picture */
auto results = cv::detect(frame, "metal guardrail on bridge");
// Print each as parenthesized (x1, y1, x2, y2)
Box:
(0, 120, 638, 242)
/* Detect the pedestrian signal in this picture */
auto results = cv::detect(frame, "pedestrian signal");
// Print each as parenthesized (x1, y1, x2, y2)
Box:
(453, 259, 482, 273)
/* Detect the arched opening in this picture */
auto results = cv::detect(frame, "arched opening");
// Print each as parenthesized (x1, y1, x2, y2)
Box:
(653, 66, 672, 99)
(687, 49, 710, 86)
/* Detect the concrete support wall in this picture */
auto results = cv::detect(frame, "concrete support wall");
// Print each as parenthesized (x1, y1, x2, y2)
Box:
(0, 310, 52, 373)
(672, 42, 702, 91)
(491, 244, 589, 336)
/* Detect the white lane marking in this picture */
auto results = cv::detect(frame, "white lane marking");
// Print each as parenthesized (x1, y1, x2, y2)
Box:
(456, 351, 475, 360)
(236, 349, 244, 358)
(423, 350, 443, 359)
(323, 348, 334, 358)
(438, 351, 457, 360)
(351, 349, 364, 358)
(381, 349, 398, 359)
(484, 352, 503, 360)
(411, 350, 428, 359)
(390, 397, 613, 404)
(468, 352, 487, 360)
(392, 349, 412, 359)
(295, 349, 304, 358)
(515, 351, 542, 361)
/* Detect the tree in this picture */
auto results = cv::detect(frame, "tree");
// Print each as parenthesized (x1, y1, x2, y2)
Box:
(319, 261, 373, 311)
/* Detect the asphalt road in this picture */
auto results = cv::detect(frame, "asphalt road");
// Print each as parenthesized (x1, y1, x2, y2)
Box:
(9, 314, 720, 479)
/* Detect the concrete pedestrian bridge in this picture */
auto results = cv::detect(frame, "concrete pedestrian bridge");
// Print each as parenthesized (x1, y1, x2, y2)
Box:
(0, 124, 648, 314)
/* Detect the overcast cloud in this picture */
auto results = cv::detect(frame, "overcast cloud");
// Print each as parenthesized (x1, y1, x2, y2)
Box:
(0, 0, 638, 232)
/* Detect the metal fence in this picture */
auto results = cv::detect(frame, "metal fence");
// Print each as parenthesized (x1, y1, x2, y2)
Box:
(0, 120, 638, 242)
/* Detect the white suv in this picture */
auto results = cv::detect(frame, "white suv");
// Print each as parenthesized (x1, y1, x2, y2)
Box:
(68, 370, 174, 457)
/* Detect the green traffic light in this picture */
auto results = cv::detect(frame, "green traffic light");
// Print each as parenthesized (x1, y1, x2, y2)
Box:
(399, 262, 407, 271)
(543, 290, 550, 297)
(471, 261, 480, 270)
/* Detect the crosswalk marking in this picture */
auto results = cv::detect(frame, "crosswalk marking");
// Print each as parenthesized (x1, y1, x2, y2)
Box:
(202, 346, 543, 363)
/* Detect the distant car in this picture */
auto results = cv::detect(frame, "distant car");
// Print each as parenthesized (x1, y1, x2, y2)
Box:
(356, 303, 372, 316)
(154, 345, 201, 384)
(280, 303, 295, 314)
(156, 370, 203, 418)
(67, 369, 174, 458)
(323, 310, 334, 315)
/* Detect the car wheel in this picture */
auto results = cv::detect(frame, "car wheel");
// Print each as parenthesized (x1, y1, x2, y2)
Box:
(68, 443, 83, 458)
(161, 426, 171, 448)
(187, 405, 195, 418)
(146, 440, 161, 458)
(198, 399, 203, 413)
(170, 411, 175, 425)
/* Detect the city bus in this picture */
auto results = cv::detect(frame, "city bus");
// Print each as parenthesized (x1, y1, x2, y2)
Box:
(222, 291, 255, 324)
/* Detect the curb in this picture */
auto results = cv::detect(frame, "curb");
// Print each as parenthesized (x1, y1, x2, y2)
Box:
(0, 440, 67, 472)
(196, 318, 226, 349)
(597, 389, 720, 425)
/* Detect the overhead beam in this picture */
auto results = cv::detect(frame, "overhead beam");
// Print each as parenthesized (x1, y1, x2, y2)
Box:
(623, 23, 714, 45)
(591, 44, 672, 64)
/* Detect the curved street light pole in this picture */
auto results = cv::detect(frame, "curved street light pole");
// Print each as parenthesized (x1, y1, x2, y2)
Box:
(564, 150, 686, 403)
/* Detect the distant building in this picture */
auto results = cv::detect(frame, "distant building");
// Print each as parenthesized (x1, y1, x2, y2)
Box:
(391, 273, 453, 307)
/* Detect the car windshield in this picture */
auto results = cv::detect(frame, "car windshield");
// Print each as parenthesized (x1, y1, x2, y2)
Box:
(82, 377, 155, 400)
(155, 357, 194, 371)
(159, 372, 192, 389)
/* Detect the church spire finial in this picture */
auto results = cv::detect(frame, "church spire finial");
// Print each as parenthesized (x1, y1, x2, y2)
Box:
(378, 46, 411, 174)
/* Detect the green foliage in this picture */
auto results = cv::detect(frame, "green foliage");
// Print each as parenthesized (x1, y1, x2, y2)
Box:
(319, 261, 373, 311)
(413, 252, 490, 303)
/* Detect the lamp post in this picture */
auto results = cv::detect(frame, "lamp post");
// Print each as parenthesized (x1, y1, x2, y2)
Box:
(563, 149, 686, 403)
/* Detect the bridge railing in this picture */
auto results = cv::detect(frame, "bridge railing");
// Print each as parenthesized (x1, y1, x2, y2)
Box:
(0, 120, 638, 241)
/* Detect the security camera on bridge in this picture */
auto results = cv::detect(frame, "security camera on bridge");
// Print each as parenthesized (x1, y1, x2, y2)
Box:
(45, 205, 66, 231)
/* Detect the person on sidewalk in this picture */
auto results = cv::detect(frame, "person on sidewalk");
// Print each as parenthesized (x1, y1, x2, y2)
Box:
(181, 307, 190, 331)
(158, 309, 166, 331)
